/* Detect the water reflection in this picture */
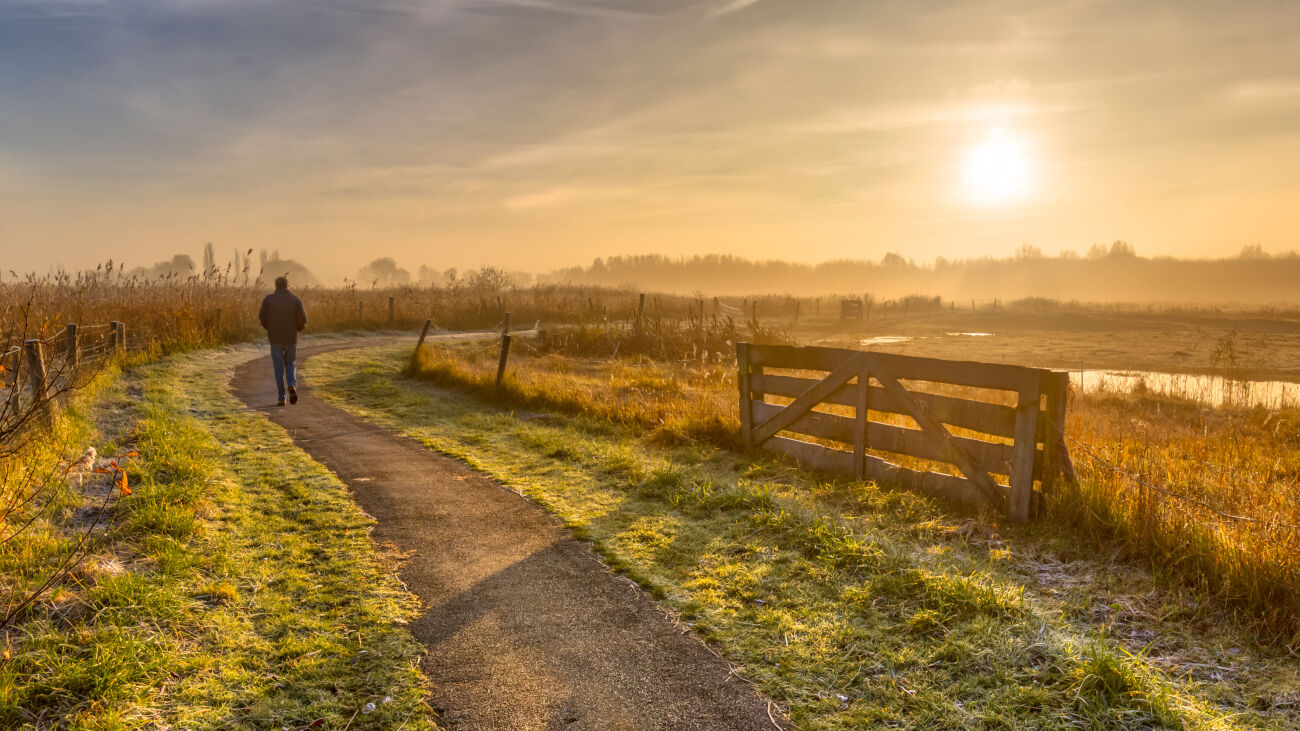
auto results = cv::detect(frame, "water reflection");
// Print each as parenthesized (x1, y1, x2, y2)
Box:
(1072, 370, 1300, 409)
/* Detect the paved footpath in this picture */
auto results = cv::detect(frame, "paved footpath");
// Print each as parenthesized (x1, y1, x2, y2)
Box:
(231, 341, 783, 731)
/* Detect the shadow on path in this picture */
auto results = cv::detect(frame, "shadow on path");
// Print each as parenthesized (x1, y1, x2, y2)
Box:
(230, 341, 782, 731)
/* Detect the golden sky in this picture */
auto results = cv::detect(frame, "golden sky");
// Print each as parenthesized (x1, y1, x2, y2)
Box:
(3, 0, 1299, 282)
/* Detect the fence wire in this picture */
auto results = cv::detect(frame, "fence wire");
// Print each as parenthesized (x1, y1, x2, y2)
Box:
(1045, 419, 1300, 558)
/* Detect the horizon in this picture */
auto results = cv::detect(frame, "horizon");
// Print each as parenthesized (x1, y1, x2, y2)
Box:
(4, 1, 1300, 281)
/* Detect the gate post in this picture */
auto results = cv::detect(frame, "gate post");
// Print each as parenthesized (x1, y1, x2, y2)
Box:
(737, 343, 754, 449)
(1041, 371, 1070, 494)
(1008, 370, 1043, 522)
(853, 362, 870, 479)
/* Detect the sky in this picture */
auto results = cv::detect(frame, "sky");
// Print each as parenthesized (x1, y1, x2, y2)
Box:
(2, 0, 1299, 283)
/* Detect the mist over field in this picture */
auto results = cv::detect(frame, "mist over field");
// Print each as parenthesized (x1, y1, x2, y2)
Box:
(546, 245, 1300, 303)
(66, 240, 1300, 307)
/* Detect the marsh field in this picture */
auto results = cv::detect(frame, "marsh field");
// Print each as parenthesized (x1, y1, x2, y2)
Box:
(4, 278, 1300, 729)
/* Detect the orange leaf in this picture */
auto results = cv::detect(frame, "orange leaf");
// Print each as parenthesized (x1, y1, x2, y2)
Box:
(117, 472, 131, 496)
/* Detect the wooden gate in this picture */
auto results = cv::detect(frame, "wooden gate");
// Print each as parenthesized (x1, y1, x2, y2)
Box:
(737, 344, 1072, 522)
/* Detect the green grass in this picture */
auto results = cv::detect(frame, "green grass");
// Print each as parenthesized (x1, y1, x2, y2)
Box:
(1, 347, 436, 728)
(311, 343, 1300, 729)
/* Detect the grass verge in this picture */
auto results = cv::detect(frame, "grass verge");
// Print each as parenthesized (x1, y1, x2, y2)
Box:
(1, 346, 435, 728)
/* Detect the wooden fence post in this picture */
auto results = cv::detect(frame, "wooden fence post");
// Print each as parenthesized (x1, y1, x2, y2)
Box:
(1041, 371, 1071, 492)
(3, 349, 17, 388)
(109, 321, 119, 352)
(502, 311, 510, 336)
(416, 319, 432, 350)
(737, 343, 754, 449)
(114, 322, 126, 354)
(24, 339, 56, 426)
(635, 294, 645, 336)
(496, 334, 512, 389)
(1008, 370, 1043, 522)
(388, 296, 395, 324)
(65, 323, 80, 371)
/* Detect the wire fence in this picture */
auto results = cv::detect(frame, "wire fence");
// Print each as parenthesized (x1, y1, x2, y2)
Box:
(1036, 416, 1300, 562)
(1, 321, 127, 415)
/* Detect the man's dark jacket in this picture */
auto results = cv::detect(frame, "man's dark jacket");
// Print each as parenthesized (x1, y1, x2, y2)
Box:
(258, 289, 307, 345)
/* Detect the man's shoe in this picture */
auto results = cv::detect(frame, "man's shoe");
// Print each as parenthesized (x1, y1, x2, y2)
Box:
(277, 400, 287, 407)
(288, 386, 298, 405)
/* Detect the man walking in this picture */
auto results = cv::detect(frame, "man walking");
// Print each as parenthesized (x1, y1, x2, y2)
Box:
(258, 276, 308, 406)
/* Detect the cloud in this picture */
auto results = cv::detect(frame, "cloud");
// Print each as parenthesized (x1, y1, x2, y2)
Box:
(505, 186, 616, 211)
(705, 0, 759, 19)
(969, 78, 1032, 97)
(1231, 79, 1300, 101)
(454, 0, 673, 20)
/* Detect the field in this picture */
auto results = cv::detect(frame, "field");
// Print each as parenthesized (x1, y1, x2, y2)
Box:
(4, 278, 1300, 728)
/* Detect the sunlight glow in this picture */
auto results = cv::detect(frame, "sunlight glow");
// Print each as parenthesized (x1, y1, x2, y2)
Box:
(961, 130, 1033, 204)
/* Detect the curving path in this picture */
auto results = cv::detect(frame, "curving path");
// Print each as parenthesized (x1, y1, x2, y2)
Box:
(230, 339, 783, 731)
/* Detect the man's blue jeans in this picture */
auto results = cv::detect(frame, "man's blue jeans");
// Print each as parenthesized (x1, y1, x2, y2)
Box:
(270, 344, 297, 402)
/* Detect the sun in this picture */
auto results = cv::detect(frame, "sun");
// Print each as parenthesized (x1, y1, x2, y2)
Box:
(961, 130, 1033, 204)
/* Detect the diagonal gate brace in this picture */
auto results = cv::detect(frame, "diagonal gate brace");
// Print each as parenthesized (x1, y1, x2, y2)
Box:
(749, 354, 865, 447)
(864, 353, 1004, 509)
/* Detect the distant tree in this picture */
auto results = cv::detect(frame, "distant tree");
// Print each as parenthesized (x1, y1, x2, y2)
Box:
(417, 265, 442, 287)
(202, 242, 216, 277)
(460, 265, 512, 295)
(357, 257, 411, 287)
(1238, 244, 1267, 260)
(1015, 245, 1044, 260)
(129, 254, 196, 279)
(263, 252, 320, 288)
(1107, 240, 1136, 258)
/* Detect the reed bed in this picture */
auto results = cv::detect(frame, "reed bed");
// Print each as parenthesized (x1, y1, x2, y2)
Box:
(0, 263, 710, 357)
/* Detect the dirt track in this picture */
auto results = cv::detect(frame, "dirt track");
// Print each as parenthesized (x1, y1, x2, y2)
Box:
(230, 340, 782, 731)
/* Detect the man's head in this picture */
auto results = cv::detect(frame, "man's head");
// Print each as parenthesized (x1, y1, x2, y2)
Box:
(274, 276, 289, 291)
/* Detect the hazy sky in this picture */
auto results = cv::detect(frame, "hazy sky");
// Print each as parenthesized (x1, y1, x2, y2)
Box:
(3, 0, 1299, 282)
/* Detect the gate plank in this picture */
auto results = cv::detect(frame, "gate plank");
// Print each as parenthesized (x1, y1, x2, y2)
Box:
(749, 354, 864, 446)
(865, 352, 1003, 507)
(763, 437, 999, 509)
(750, 373, 1026, 439)
(750, 401, 1031, 478)
(749, 345, 1031, 391)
